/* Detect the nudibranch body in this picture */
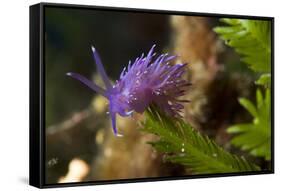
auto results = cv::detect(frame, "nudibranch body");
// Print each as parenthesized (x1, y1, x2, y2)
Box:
(67, 45, 189, 136)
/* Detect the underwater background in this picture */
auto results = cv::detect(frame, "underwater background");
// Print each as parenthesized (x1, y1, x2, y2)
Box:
(45, 6, 272, 184)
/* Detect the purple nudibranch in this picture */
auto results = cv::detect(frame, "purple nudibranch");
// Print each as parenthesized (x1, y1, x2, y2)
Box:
(67, 45, 190, 136)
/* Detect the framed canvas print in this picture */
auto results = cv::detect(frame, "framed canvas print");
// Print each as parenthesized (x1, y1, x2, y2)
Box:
(29, 2, 274, 188)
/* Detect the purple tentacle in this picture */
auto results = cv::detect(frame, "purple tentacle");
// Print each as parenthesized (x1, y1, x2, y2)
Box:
(91, 46, 112, 90)
(109, 110, 123, 137)
(66, 72, 107, 97)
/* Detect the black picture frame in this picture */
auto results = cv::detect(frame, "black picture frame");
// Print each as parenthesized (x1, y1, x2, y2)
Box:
(29, 2, 274, 189)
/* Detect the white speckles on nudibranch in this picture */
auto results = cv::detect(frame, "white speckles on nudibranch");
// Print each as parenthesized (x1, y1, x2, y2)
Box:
(67, 44, 190, 136)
